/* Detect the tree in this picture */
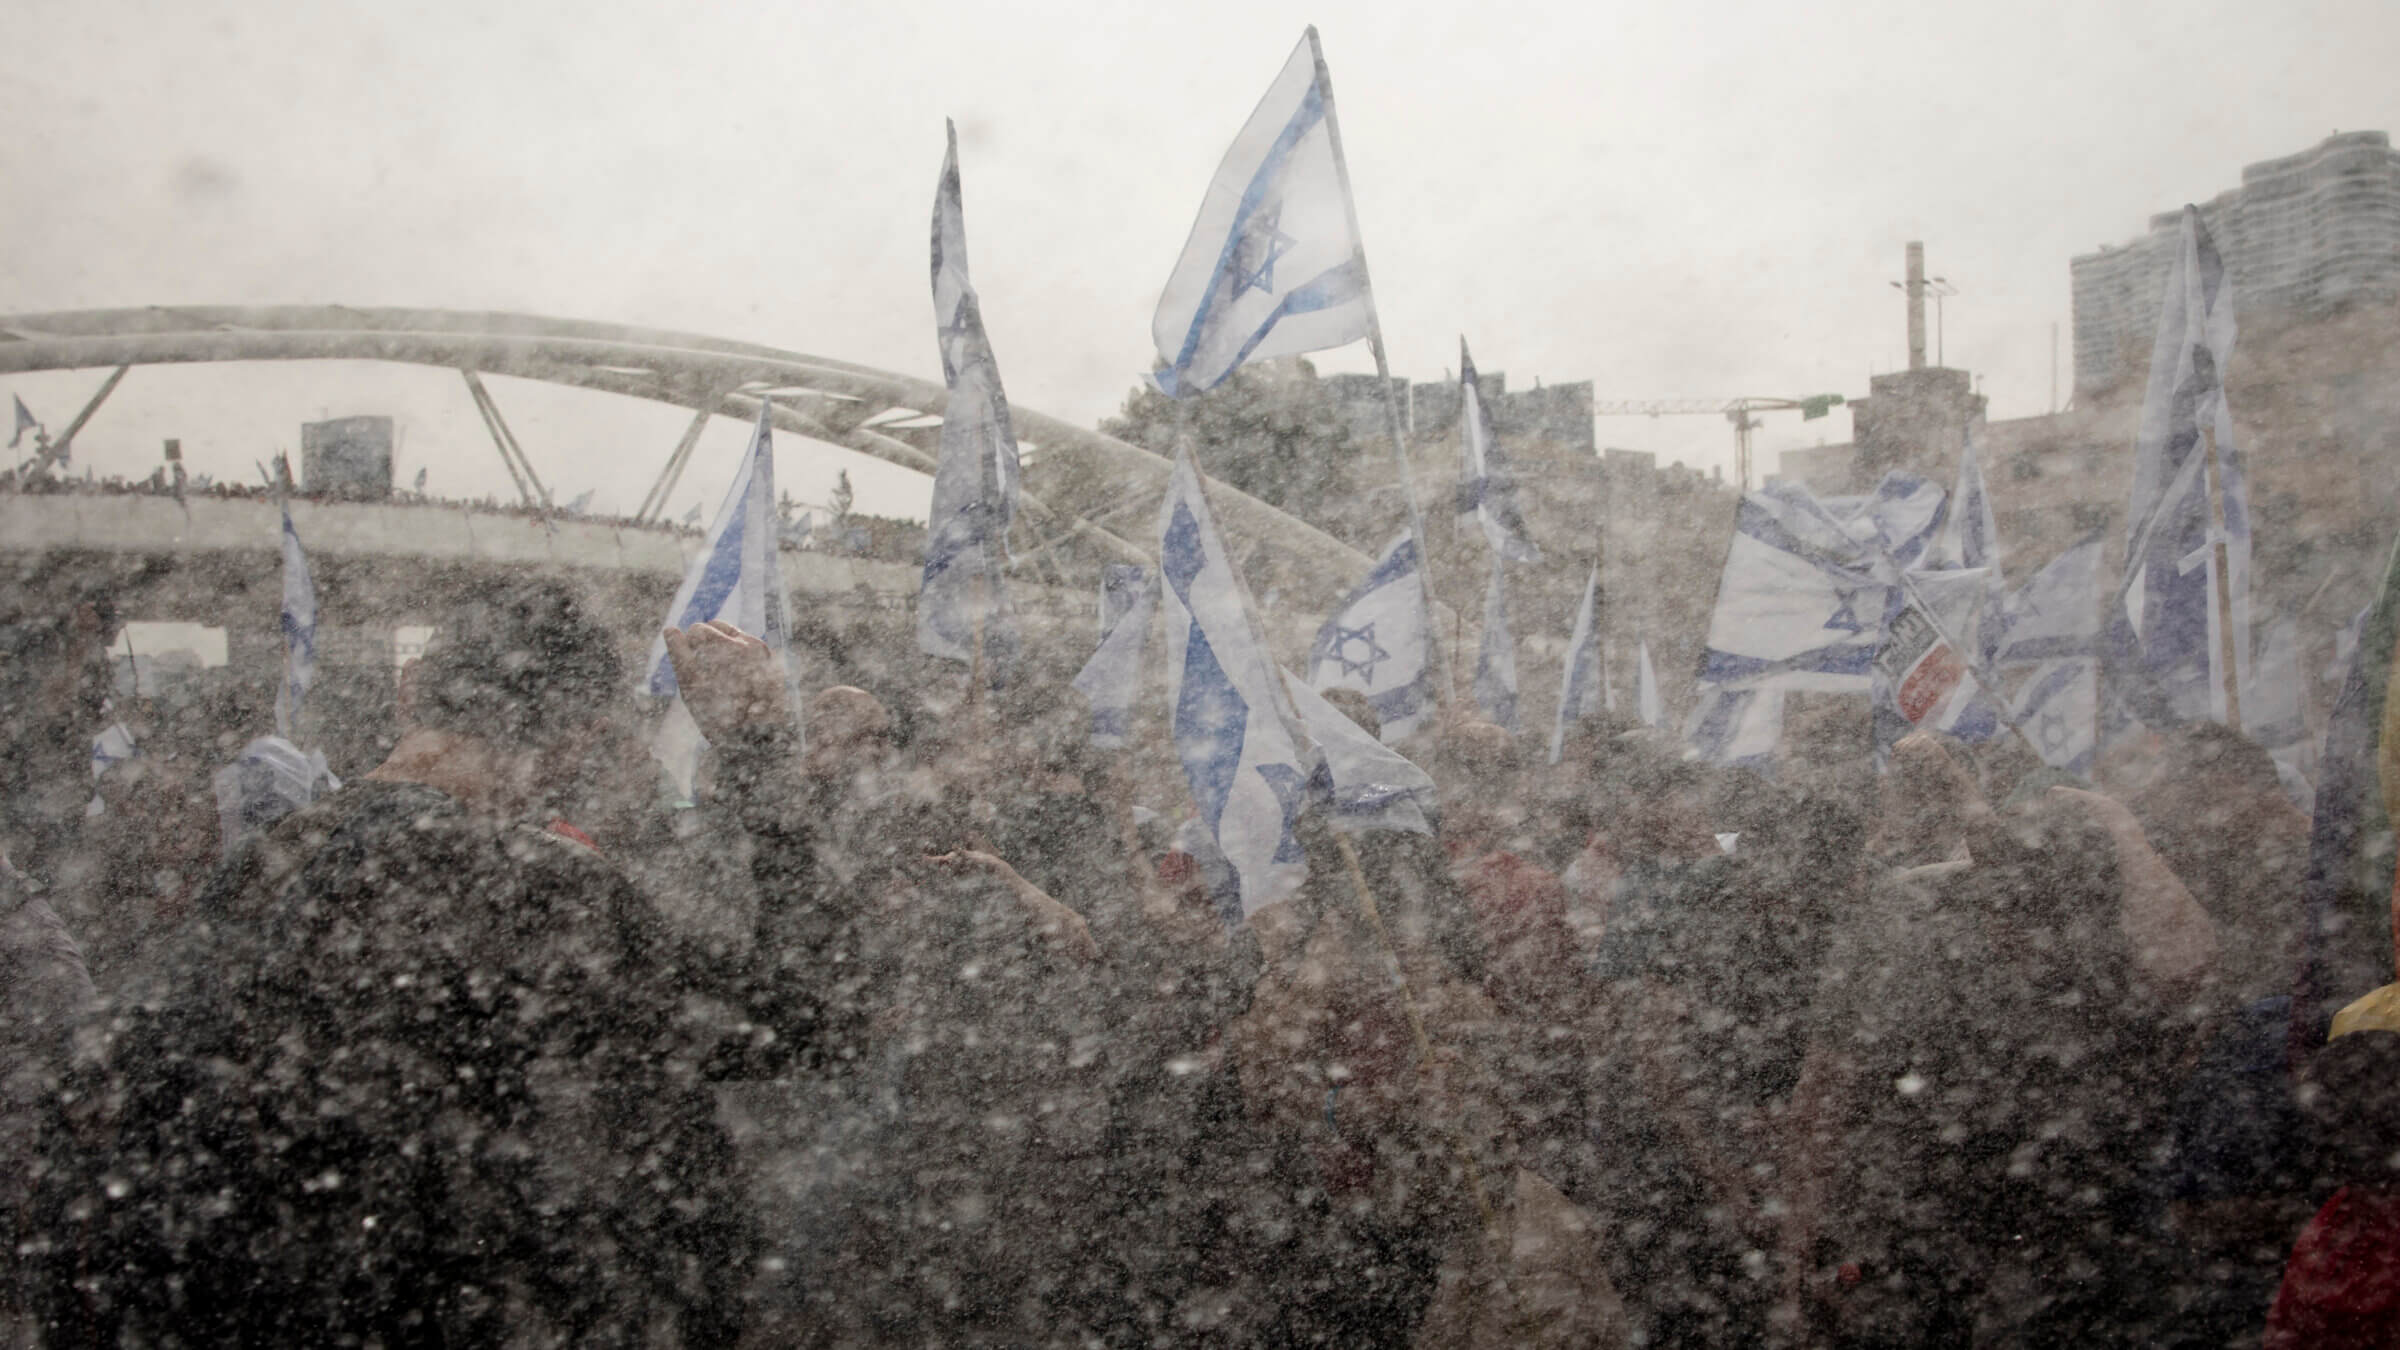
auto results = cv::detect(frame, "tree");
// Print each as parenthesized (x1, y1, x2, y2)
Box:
(1100, 358, 1362, 538)
(831, 469, 854, 524)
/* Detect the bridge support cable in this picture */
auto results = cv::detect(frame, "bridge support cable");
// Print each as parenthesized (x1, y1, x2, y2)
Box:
(459, 369, 552, 509)
(636, 395, 724, 524)
(33, 364, 131, 477)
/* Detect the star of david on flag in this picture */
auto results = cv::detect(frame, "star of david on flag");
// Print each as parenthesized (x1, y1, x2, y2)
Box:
(1149, 28, 1372, 398)
(1308, 531, 1432, 741)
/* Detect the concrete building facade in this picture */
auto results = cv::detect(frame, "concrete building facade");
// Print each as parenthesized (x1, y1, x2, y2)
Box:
(2072, 131, 2400, 394)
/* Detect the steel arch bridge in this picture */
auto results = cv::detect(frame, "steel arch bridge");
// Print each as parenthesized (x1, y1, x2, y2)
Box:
(0, 305, 1374, 588)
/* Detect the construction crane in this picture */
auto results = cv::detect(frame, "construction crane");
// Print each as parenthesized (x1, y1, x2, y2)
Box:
(1592, 394, 1845, 490)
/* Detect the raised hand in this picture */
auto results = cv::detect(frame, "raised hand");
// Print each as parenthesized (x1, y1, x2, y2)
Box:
(662, 620, 791, 742)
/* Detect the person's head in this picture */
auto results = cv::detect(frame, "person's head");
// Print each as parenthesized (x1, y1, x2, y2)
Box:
(407, 578, 629, 814)
(804, 685, 894, 778)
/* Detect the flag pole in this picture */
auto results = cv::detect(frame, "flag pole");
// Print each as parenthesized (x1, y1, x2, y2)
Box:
(2206, 424, 2243, 732)
(1308, 28, 1457, 707)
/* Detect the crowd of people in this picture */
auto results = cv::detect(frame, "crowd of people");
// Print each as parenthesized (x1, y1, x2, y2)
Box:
(0, 572, 2394, 1348)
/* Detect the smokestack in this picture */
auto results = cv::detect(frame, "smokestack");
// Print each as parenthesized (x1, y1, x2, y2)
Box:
(1905, 241, 1927, 371)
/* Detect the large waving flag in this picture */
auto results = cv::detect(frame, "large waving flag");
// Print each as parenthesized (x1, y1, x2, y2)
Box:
(1456, 341, 1539, 563)
(274, 504, 318, 741)
(643, 401, 791, 698)
(1307, 532, 1432, 742)
(1697, 482, 1886, 693)
(1160, 449, 1310, 915)
(2117, 204, 2251, 728)
(1149, 28, 1372, 397)
(1474, 560, 1519, 732)
(1548, 563, 1603, 763)
(1071, 564, 1156, 748)
(919, 121, 1023, 677)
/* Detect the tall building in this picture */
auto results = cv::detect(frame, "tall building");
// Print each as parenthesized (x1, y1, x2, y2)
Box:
(2072, 131, 2400, 394)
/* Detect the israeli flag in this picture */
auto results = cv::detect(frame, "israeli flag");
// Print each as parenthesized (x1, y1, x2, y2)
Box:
(1456, 340, 1539, 563)
(1827, 470, 1949, 571)
(1288, 675, 1436, 836)
(91, 722, 137, 778)
(919, 121, 1022, 677)
(9, 395, 37, 450)
(1307, 532, 1432, 742)
(1159, 449, 1310, 915)
(2012, 657, 2098, 776)
(1686, 685, 1783, 767)
(1927, 428, 2001, 576)
(86, 720, 138, 817)
(1993, 536, 2103, 668)
(1474, 560, 1519, 732)
(274, 504, 318, 741)
(1697, 482, 1886, 693)
(643, 400, 791, 697)
(2250, 616, 2316, 811)
(1875, 568, 2003, 741)
(1636, 639, 1665, 729)
(1149, 28, 1372, 398)
(1548, 563, 1603, 763)
(2119, 204, 2250, 727)
(1071, 564, 1156, 748)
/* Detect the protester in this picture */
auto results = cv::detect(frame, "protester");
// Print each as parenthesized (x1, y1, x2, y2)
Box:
(19, 588, 818, 1346)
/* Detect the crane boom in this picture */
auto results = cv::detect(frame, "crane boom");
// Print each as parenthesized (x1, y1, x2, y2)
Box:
(1591, 393, 1844, 488)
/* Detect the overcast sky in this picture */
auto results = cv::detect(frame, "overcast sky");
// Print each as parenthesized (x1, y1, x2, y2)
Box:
(1, 0, 2392, 522)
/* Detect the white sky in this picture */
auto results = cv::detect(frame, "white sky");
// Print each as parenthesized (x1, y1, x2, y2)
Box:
(2, 0, 2393, 521)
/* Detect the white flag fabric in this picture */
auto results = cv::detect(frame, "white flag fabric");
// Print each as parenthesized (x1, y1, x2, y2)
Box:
(1149, 28, 1371, 398)
(1825, 471, 1949, 571)
(1548, 563, 1603, 764)
(1927, 428, 2001, 577)
(1875, 568, 2002, 740)
(1287, 674, 1436, 835)
(90, 722, 136, 779)
(10, 395, 37, 449)
(1159, 449, 1310, 914)
(1307, 532, 1432, 742)
(211, 734, 337, 856)
(1474, 559, 1518, 732)
(1697, 482, 1886, 694)
(1686, 685, 1784, 767)
(2012, 657, 2099, 776)
(1636, 639, 1665, 729)
(2118, 204, 2251, 727)
(274, 504, 318, 741)
(643, 400, 791, 698)
(1071, 564, 1155, 748)
(1456, 341, 1539, 563)
(1993, 536, 2103, 668)
(919, 121, 1023, 676)
(565, 489, 596, 515)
